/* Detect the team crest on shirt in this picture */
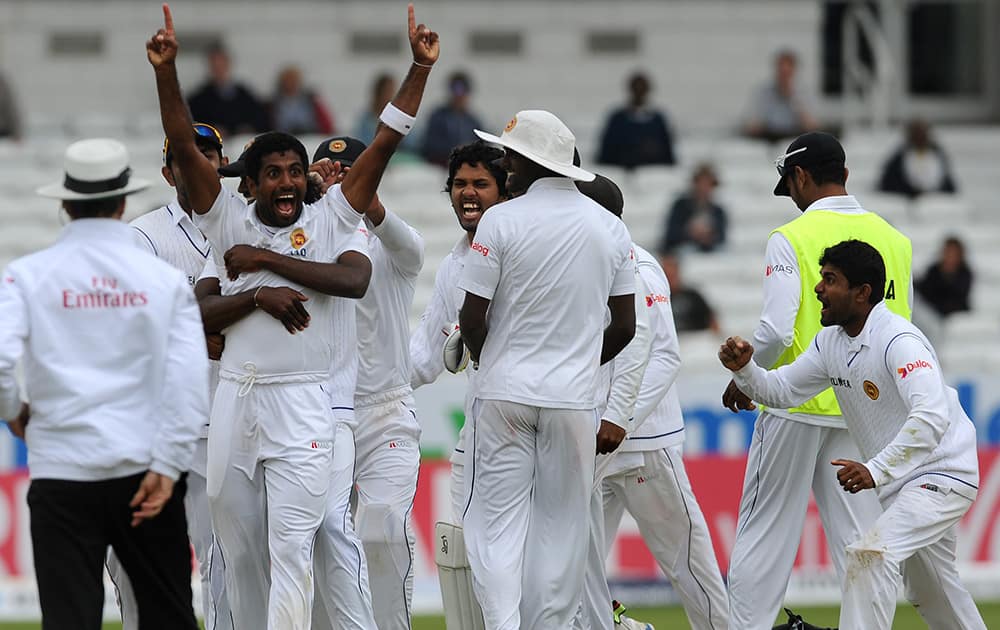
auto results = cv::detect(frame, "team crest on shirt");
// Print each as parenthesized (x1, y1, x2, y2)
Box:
(290, 228, 309, 249)
(504, 116, 517, 133)
(328, 139, 347, 153)
(863, 380, 880, 401)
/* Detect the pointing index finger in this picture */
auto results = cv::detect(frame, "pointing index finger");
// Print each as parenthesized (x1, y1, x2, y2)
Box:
(407, 3, 416, 37)
(163, 3, 174, 33)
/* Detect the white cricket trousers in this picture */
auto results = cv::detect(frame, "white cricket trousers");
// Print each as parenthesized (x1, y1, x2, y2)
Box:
(463, 399, 597, 630)
(602, 446, 729, 630)
(313, 421, 378, 630)
(840, 480, 986, 630)
(353, 391, 421, 630)
(727, 411, 883, 630)
(108, 439, 233, 630)
(208, 377, 334, 630)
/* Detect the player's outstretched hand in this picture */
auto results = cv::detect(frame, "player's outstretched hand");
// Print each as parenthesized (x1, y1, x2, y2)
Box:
(832, 459, 874, 493)
(6, 403, 29, 440)
(596, 419, 627, 455)
(309, 158, 348, 196)
(255, 286, 311, 333)
(129, 471, 175, 527)
(722, 379, 756, 413)
(223, 244, 270, 280)
(718, 336, 754, 371)
(206, 333, 225, 360)
(407, 3, 440, 67)
(146, 4, 179, 68)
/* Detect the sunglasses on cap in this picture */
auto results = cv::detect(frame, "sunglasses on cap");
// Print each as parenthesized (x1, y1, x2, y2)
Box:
(162, 123, 224, 162)
(774, 146, 807, 177)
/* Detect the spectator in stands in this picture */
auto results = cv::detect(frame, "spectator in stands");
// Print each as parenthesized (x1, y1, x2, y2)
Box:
(0, 71, 21, 140)
(658, 251, 719, 333)
(660, 163, 727, 252)
(421, 70, 483, 166)
(187, 43, 269, 136)
(269, 65, 335, 135)
(878, 119, 958, 198)
(596, 71, 676, 169)
(743, 49, 818, 142)
(916, 236, 972, 318)
(354, 72, 418, 154)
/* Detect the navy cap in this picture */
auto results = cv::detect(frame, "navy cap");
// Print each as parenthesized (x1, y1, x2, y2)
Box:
(773, 131, 846, 197)
(312, 136, 367, 167)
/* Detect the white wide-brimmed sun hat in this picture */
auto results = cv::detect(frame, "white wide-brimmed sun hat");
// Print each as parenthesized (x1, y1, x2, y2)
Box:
(474, 110, 595, 182)
(37, 138, 150, 200)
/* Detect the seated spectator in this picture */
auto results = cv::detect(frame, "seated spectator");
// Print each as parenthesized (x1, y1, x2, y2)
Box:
(187, 43, 269, 136)
(421, 70, 483, 166)
(0, 71, 21, 139)
(660, 163, 727, 252)
(659, 251, 719, 333)
(878, 119, 958, 198)
(743, 49, 818, 142)
(916, 236, 972, 318)
(353, 72, 418, 153)
(270, 65, 335, 135)
(597, 71, 676, 169)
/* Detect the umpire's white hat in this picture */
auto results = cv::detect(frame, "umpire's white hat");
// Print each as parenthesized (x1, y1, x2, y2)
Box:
(37, 138, 150, 200)
(474, 110, 595, 182)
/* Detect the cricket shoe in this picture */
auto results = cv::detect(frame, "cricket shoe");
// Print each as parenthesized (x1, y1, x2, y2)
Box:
(612, 600, 655, 630)
(772, 607, 837, 630)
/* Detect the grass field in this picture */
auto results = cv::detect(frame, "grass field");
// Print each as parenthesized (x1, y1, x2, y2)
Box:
(5, 602, 999, 629)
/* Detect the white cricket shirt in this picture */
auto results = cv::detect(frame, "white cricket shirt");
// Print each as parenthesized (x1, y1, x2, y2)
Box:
(0, 220, 209, 481)
(355, 208, 424, 404)
(194, 185, 367, 383)
(410, 236, 470, 389)
(735, 302, 978, 501)
(458, 177, 636, 409)
(596, 266, 651, 430)
(753, 195, 914, 428)
(620, 245, 684, 452)
(130, 199, 219, 437)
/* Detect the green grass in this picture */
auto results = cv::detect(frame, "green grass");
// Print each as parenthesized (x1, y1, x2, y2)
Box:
(2, 602, 998, 629)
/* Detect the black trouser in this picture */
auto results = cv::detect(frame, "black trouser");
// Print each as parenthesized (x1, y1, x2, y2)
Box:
(27, 472, 198, 630)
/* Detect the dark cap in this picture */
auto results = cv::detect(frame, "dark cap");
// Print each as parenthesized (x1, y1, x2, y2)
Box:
(313, 136, 367, 167)
(773, 131, 846, 197)
(217, 136, 258, 178)
(577, 174, 625, 217)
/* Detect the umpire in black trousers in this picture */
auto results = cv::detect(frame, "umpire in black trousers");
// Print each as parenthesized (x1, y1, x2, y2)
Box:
(0, 139, 209, 629)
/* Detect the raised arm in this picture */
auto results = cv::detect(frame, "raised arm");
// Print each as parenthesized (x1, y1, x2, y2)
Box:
(147, 4, 221, 213)
(339, 4, 439, 213)
(722, 335, 830, 410)
(368, 205, 425, 277)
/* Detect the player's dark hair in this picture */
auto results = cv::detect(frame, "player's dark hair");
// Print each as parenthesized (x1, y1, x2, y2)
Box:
(165, 135, 224, 168)
(802, 161, 847, 188)
(63, 196, 125, 219)
(444, 141, 507, 197)
(819, 240, 885, 305)
(243, 132, 309, 184)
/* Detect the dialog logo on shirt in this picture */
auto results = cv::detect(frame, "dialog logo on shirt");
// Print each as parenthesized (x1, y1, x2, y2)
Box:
(863, 380, 880, 400)
(471, 241, 490, 257)
(897, 359, 933, 379)
(290, 228, 309, 250)
(309, 440, 333, 450)
(646, 294, 668, 307)
(765, 263, 793, 277)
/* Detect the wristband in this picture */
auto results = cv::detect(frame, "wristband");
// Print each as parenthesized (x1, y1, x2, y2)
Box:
(253, 287, 263, 308)
(412, 60, 433, 68)
(379, 102, 416, 136)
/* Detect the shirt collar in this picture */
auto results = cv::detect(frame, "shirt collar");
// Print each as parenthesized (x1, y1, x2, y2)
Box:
(845, 301, 889, 351)
(525, 177, 577, 194)
(166, 198, 193, 227)
(60, 218, 134, 242)
(803, 194, 864, 214)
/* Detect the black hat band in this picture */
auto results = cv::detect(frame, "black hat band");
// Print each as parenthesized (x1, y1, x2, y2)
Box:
(64, 168, 131, 194)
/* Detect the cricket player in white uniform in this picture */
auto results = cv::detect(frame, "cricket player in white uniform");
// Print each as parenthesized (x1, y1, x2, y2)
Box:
(309, 134, 426, 630)
(723, 132, 913, 629)
(147, 5, 439, 627)
(720, 239, 986, 630)
(106, 123, 233, 630)
(574, 176, 729, 630)
(458, 110, 636, 630)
